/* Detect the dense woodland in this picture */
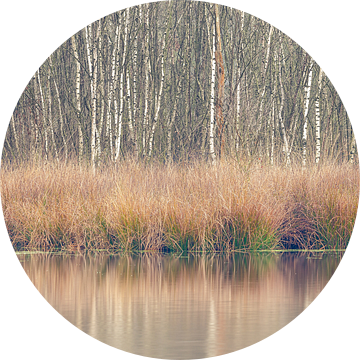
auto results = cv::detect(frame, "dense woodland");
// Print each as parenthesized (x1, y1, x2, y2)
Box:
(3, 0, 357, 167)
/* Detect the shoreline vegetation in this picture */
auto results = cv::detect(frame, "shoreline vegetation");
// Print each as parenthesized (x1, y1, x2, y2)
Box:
(1, 159, 358, 252)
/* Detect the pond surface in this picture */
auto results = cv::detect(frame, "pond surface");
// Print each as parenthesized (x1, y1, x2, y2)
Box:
(17, 252, 342, 359)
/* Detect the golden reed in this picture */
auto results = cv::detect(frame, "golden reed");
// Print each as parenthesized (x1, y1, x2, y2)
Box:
(1, 159, 358, 251)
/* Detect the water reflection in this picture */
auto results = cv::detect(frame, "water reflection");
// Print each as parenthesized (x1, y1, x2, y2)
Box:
(18, 252, 341, 359)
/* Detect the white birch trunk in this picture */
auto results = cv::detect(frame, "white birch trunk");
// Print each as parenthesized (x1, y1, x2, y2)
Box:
(270, 99, 275, 165)
(113, 90, 120, 157)
(71, 35, 83, 164)
(115, 9, 130, 162)
(115, 71, 124, 161)
(47, 65, 59, 162)
(209, 20, 217, 165)
(315, 68, 323, 163)
(143, 4, 150, 154)
(235, 11, 245, 154)
(33, 93, 41, 159)
(125, 18, 139, 159)
(49, 55, 67, 161)
(236, 66, 241, 153)
(148, 31, 166, 158)
(106, 22, 120, 160)
(257, 25, 273, 134)
(10, 114, 20, 156)
(36, 70, 48, 160)
(133, 7, 139, 151)
(85, 24, 99, 171)
(143, 60, 150, 154)
(85, 24, 96, 171)
(147, 5, 171, 159)
(126, 70, 139, 158)
(302, 58, 314, 167)
(277, 47, 291, 167)
(350, 133, 356, 164)
(113, 28, 122, 161)
(96, 29, 105, 161)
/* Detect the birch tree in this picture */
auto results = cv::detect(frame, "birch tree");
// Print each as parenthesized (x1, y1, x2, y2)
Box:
(105, 19, 120, 160)
(209, 14, 217, 165)
(49, 54, 67, 161)
(10, 114, 20, 157)
(277, 44, 291, 167)
(215, 4, 225, 158)
(167, 65, 185, 162)
(115, 9, 130, 162)
(32, 83, 41, 160)
(315, 68, 323, 163)
(257, 25, 273, 134)
(85, 23, 100, 171)
(71, 34, 84, 164)
(270, 99, 275, 165)
(302, 57, 314, 167)
(235, 10, 245, 154)
(132, 7, 140, 158)
(350, 134, 357, 164)
(126, 69, 138, 158)
(36, 70, 48, 160)
(148, 11, 168, 159)
(96, 27, 105, 161)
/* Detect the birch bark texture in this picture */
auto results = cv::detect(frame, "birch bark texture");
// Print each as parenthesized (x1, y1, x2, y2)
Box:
(315, 68, 323, 163)
(302, 58, 314, 167)
(209, 11, 217, 165)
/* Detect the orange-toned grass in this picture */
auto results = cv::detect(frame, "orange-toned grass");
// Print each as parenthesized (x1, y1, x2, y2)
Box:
(1, 160, 358, 252)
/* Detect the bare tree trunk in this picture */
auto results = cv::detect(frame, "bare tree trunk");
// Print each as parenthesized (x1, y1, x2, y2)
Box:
(350, 133, 357, 164)
(126, 69, 139, 158)
(36, 70, 48, 160)
(49, 55, 67, 161)
(148, 6, 170, 159)
(302, 58, 314, 167)
(235, 10, 245, 154)
(257, 25, 273, 134)
(277, 45, 291, 167)
(46, 65, 59, 162)
(148, 27, 166, 158)
(167, 71, 184, 162)
(315, 68, 323, 163)
(30, 102, 40, 159)
(10, 114, 20, 157)
(209, 17, 217, 165)
(142, 4, 150, 155)
(96, 28, 105, 162)
(270, 99, 275, 165)
(85, 24, 100, 172)
(71, 35, 84, 165)
(133, 6, 139, 158)
(236, 66, 241, 153)
(106, 21, 120, 160)
(115, 9, 130, 162)
(215, 4, 225, 158)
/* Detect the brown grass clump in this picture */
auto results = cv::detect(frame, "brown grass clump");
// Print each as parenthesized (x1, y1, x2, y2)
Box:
(1, 159, 358, 252)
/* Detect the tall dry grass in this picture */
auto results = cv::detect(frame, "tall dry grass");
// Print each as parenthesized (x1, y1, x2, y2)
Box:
(1, 159, 358, 251)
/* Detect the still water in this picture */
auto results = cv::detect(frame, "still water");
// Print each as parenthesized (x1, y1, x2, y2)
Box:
(17, 252, 341, 359)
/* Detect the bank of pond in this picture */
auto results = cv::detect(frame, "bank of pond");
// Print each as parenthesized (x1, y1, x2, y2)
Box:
(1, 160, 358, 252)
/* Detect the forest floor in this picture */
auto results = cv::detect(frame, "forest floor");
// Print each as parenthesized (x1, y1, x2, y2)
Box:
(1, 159, 358, 252)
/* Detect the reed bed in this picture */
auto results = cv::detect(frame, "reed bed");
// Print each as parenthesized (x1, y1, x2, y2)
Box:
(1, 160, 358, 252)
